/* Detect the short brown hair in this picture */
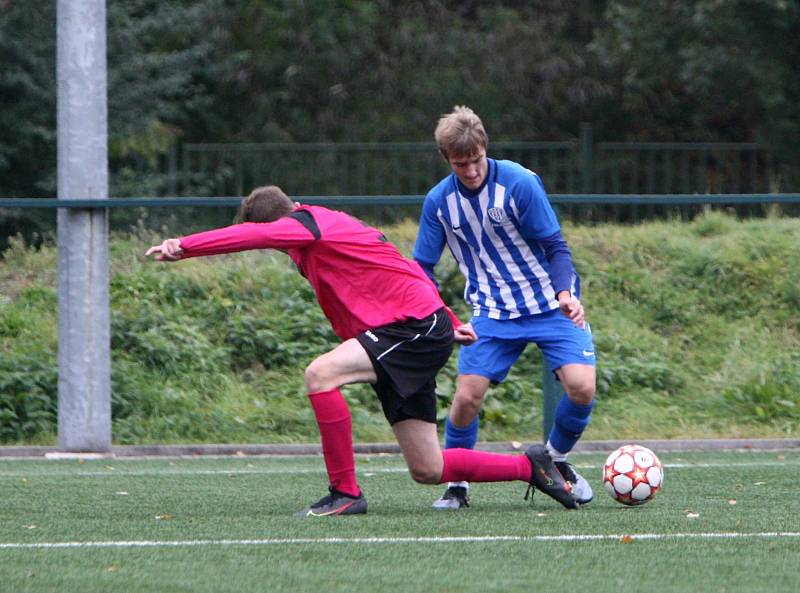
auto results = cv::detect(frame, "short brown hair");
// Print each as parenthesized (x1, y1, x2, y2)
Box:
(434, 105, 488, 159)
(236, 185, 294, 223)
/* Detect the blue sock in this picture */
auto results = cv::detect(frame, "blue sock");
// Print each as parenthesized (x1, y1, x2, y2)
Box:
(547, 395, 594, 454)
(444, 417, 479, 450)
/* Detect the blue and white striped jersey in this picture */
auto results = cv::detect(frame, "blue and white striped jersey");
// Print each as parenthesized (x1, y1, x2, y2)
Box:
(413, 158, 577, 320)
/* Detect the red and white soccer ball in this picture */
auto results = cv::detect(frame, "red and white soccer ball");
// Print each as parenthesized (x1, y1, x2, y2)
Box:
(603, 444, 664, 506)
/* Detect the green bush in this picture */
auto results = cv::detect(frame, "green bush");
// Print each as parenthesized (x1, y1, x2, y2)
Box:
(0, 352, 57, 440)
(721, 359, 800, 431)
(113, 313, 229, 375)
(2, 212, 800, 444)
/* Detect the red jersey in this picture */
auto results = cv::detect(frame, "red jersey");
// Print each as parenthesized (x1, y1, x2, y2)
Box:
(178, 205, 456, 340)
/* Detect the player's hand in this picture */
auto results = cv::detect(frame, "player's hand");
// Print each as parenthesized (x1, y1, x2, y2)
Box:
(145, 238, 183, 261)
(454, 323, 477, 345)
(557, 291, 585, 327)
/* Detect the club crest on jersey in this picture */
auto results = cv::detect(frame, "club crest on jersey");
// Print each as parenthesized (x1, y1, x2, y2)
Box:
(487, 207, 507, 224)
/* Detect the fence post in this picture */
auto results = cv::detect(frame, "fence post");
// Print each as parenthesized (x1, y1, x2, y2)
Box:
(580, 123, 594, 193)
(167, 143, 178, 196)
(541, 363, 559, 442)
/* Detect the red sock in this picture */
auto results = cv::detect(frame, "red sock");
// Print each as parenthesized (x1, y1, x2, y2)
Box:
(440, 448, 532, 484)
(307, 389, 360, 497)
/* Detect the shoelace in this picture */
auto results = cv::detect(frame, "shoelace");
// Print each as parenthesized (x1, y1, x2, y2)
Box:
(524, 484, 535, 503)
(525, 467, 574, 504)
(555, 462, 577, 483)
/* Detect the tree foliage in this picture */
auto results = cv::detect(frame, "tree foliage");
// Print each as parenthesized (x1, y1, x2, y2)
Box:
(0, 0, 57, 197)
(593, 0, 800, 151)
(1, 0, 798, 198)
(106, 0, 228, 195)
(0, 0, 225, 198)
(203, 0, 611, 142)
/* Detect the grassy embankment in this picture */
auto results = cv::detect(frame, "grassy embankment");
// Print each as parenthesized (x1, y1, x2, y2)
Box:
(1, 211, 799, 445)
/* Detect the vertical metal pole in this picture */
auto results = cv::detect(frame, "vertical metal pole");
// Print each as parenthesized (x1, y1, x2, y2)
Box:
(56, 0, 111, 452)
(167, 143, 178, 197)
(541, 364, 559, 443)
(579, 123, 593, 194)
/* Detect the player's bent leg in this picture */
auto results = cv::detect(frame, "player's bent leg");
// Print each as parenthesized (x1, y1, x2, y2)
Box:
(392, 420, 465, 514)
(296, 340, 378, 517)
(394, 420, 576, 509)
(449, 374, 492, 425)
(433, 374, 491, 509)
(304, 338, 378, 394)
(305, 388, 360, 499)
(393, 418, 444, 484)
(549, 364, 596, 505)
(438, 444, 576, 509)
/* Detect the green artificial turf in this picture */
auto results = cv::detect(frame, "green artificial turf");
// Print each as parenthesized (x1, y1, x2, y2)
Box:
(0, 450, 798, 593)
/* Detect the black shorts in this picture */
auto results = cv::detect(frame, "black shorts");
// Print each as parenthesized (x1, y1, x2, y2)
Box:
(356, 307, 454, 425)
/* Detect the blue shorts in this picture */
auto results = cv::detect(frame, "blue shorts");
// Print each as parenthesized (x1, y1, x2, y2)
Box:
(458, 308, 596, 383)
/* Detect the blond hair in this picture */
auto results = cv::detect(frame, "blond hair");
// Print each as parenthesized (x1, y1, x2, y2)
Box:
(236, 185, 294, 223)
(434, 105, 488, 159)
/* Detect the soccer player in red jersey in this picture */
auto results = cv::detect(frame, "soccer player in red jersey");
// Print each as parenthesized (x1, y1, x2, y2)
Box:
(146, 185, 577, 515)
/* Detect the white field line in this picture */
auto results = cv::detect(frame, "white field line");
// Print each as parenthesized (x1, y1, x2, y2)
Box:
(0, 468, 406, 477)
(0, 460, 798, 478)
(1, 532, 800, 550)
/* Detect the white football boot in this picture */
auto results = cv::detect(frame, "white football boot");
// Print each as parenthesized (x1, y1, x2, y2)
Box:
(555, 461, 593, 504)
(431, 481, 470, 509)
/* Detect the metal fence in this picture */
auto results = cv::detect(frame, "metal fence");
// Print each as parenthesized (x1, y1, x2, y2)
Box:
(592, 142, 773, 194)
(174, 141, 581, 197)
(170, 135, 780, 199)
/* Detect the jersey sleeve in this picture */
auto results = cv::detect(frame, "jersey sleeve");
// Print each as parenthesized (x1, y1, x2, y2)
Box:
(412, 193, 447, 268)
(416, 259, 438, 287)
(539, 230, 575, 296)
(178, 217, 316, 257)
(514, 171, 561, 240)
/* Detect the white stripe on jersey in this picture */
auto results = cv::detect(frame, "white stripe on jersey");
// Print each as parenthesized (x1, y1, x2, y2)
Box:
(418, 161, 565, 320)
(507, 194, 557, 305)
(460, 187, 517, 319)
(447, 183, 555, 319)
(438, 193, 474, 306)
(480, 185, 541, 315)
(435, 181, 563, 318)
(440, 190, 500, 315)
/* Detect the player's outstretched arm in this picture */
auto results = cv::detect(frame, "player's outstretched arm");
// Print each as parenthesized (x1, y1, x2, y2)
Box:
(145, 238, 183, 262)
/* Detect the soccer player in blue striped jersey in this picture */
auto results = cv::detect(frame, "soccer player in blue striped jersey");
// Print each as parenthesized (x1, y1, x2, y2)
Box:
(413, 106, 596, 509)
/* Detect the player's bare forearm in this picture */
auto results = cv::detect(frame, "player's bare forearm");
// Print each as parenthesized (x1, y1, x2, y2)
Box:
(145, 238, 183, 262)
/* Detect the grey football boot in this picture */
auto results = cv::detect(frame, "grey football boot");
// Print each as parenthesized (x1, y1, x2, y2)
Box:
(295, 487, 367, 518)
(555, 460, 594, 505)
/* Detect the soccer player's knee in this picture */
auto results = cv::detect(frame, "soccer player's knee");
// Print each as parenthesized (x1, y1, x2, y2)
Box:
(304, 362, 327, 393)
(566, 378, 595, 405)
(454, 389, 484, 417)
(407, 462, 440, 484)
